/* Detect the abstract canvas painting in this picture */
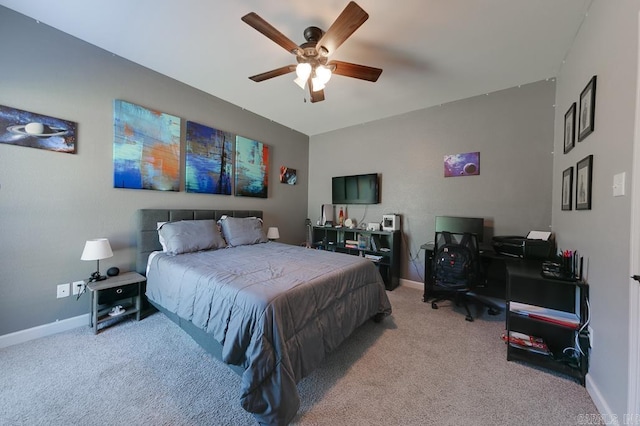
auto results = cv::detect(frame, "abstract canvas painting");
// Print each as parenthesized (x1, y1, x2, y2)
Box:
(113, 100, 180, 191)
(0, 104, 77, 153)
(444, 151, 480, 177)
(279, 166, 297, 185)
(235, 135, 269, 198)
(185, 121, 233, 195)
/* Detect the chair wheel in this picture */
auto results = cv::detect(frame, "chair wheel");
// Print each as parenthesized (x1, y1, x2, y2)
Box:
(465, 315, 474, 322)
(431, 302, 438, 310)
(488, 308, 500, 316)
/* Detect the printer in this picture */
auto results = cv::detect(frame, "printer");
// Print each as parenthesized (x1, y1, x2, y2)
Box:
(492, 231, 555, 259)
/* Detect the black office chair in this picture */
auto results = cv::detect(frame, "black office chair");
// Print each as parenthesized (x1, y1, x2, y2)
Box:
(428, 231, 501, 322)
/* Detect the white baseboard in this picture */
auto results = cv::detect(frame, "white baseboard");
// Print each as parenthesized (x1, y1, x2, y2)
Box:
(586, 374, 621, 425)
(0, 314, 90, 349)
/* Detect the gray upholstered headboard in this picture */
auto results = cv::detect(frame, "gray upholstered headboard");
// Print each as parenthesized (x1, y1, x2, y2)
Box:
(135, 208, 263, 275)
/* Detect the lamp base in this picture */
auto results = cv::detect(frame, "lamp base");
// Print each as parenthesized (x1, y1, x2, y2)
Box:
(89, 272, 107, 282)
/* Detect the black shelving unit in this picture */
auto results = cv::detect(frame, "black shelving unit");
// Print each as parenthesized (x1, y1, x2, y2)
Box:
(312, 226, 400, 290)
(506, 261, 589, 385)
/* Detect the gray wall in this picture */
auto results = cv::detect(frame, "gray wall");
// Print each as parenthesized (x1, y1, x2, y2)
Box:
(0, 7, 309, 335)
(308, 80, 556, 283)
(552, 0, 638, 417)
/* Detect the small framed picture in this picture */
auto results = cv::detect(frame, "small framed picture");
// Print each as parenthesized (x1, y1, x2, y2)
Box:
(578, 76, 597, 142)
(564, 103, 576, 154)
(279, 166, 297, 185)
(562, 167, 573, 211)
(576, 155, 593, 210)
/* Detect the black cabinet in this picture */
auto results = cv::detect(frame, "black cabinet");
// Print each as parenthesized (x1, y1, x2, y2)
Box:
(312, 226, 400, 290)
(506, 261, 589, 385)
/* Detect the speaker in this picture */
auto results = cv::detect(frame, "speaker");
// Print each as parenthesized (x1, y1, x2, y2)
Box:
(321, 204, 334, 226)
(107, 267, 120, 277)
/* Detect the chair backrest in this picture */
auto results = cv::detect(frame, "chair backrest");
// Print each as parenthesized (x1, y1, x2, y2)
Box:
(433, 231, 480, 288)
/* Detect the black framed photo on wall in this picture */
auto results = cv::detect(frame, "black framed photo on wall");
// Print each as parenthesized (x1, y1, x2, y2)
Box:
(564, 102, 576, 154)
(562, 167, 573, 211)
(576, 155, 593, 210)
(578, 76, 597, 142)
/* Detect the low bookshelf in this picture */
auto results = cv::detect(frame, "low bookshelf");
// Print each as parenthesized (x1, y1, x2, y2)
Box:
(312, 226, 400, 290)
(506, 261, 589, 385)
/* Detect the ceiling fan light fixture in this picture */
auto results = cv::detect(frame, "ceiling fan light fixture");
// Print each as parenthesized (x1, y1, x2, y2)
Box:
(295, 63, 312, 80)
(293, 76, 307, 90)
(311, 76, 325, 92)
(316, 65, 332, 85)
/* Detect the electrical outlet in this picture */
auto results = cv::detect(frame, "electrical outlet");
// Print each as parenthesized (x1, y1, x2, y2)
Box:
(588, 326, 594, 348)
(56, 283, 70, 298)
(72, 280, 85, 296)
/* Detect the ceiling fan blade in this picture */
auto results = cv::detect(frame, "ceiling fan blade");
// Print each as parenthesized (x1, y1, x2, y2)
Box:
(249, 65, 296, 82)
(316, 1, 369, 56)
(329, 60, 382, 82)
(242, 12, 303, 56)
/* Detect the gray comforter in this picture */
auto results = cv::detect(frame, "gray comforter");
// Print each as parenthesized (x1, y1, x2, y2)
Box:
(146, 242, 392, 425)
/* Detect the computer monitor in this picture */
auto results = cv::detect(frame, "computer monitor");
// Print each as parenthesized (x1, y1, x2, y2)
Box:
(435, 216, 485, 242)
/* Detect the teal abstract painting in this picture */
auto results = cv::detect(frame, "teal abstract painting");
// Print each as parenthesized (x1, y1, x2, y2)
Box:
(235, 135, 269, 198)
(113, 100, 181, 191)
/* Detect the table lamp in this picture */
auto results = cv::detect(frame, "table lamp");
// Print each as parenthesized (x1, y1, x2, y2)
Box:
(267, 227, 280, 241)
(81, 238, 113, 282)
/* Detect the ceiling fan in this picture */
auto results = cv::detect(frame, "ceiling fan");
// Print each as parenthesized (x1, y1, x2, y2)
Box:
(241, 1, 382, 103)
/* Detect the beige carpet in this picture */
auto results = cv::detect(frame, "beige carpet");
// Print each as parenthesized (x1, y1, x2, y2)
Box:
(0, 285, 598, 425)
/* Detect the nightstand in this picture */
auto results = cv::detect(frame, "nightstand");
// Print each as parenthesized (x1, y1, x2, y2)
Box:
(87, 271, 146, 334)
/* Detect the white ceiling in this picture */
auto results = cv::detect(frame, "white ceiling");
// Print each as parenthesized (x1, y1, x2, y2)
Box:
(1, 0, 592, 136)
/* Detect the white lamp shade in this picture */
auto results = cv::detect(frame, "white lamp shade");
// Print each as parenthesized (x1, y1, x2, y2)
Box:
(316, 65, 332, 84)
(81, 238, 113, 261)
(295, 63, 312, 80)
(293, 76, 307, 90)
(267, 227, 280, 240)
(311, 77, 325, 92)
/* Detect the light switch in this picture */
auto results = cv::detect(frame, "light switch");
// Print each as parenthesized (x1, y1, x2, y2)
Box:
(613, 172, 626, 197)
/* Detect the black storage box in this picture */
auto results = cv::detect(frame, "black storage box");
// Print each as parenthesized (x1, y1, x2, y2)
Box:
(492, 235, 554, 259)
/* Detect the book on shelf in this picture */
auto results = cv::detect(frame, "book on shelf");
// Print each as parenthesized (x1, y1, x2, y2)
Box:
(509, 301, 580, 329)
(502, 331, 552, 356)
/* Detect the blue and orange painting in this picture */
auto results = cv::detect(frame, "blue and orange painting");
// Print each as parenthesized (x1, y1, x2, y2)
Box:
(113, 100, 180, 191)
(185, 121, 233, 195)
(0, 104, 77, 153)
(444, 151, 480, 177)
(235, 135, 269, 198)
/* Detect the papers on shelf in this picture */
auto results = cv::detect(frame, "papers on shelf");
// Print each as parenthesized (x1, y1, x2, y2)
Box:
(502, 331, 552, 356)
(509, 301, 580, 329)
(364, 254, 383, 263)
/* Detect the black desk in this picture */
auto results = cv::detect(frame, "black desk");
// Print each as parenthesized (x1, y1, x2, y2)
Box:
(421, 243, 519, 303)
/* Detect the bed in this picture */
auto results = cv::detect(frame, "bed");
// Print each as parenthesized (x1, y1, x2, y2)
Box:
(135, 208, 392, 425)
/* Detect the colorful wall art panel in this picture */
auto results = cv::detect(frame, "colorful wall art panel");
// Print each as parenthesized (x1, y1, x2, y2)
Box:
(235, 135, 269, 198)
(185, 121, 233, 195)
(444, 151, 480, 177)
(113, 100, 180, 191)
(0, 104, 77, 153)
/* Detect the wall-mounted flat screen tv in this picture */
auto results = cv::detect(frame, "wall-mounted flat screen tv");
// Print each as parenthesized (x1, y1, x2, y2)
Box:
(332, 173, 379, 204)
(435, 216, 485, 242)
